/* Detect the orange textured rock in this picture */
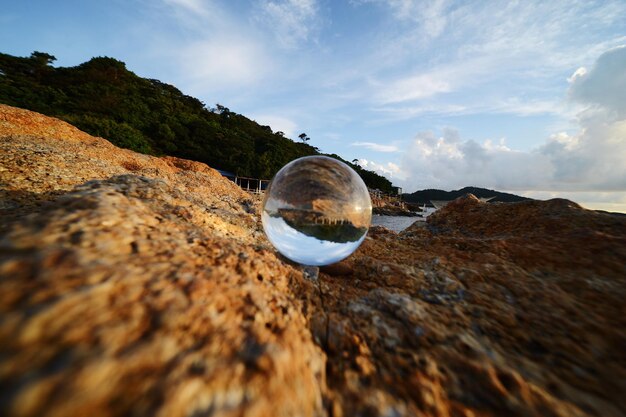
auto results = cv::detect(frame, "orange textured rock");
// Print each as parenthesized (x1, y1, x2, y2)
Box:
(1, 104, 625, 417)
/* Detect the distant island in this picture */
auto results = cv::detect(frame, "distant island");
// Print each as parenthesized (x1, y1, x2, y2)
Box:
(0, 51, 395, 193)
(403, 186, 531, 206)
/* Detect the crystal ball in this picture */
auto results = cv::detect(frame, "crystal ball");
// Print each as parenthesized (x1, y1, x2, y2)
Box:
(262, 156, 372, 266)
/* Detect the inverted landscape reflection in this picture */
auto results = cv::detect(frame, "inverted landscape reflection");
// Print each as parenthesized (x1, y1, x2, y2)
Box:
(261, 156, 372, 266)
(262, 212, 367, 266)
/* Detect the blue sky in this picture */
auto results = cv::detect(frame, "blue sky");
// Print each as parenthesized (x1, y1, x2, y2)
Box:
(2, 0, 626, 211)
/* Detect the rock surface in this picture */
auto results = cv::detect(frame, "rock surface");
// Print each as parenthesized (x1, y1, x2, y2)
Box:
(1, 104, 625, 417)
(372, 206, 417, 217)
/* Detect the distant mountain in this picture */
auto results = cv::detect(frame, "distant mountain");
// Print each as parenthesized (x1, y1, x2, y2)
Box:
(403, 186, 531, 205)
(0, 51, 395, 193)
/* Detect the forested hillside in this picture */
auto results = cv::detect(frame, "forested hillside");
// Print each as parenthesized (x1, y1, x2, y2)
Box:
(0, 51, 394, 192)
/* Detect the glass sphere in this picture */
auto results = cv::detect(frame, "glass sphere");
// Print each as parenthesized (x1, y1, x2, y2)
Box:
(262, 156, 372, 266)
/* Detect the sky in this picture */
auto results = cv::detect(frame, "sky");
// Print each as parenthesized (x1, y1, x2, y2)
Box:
(2, 0, 626, 212)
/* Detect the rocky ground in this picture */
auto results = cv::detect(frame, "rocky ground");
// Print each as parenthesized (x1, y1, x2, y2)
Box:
(1, 104, 625, 417)
(372, 205, 418, 217)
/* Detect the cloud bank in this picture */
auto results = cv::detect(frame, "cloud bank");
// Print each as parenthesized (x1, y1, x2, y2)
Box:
(368, 47, 626, 209)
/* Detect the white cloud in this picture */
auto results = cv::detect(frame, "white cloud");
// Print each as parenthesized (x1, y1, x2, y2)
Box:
(567, 67, 587, 84)
(256, 0, 319, 48)
(569, 45, 626, 117)
(539, 117, 626, 190)
(376, 73, 451, 104)
(489, 98, 565, 117)
(353, 0, 449, 38)
(351, 142, 399, 152)
(163, 0, 211, 16)
(395, 128, 550, 191)
(179, 38, 271, 91)
(372, 98, 565, 121)
(151, 0, 278, 95)
(357, 159, 404, 179)
(160, 0, 225, 29)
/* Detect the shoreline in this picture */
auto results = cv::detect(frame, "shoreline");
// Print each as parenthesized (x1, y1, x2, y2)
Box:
(372, 206, 422, 217)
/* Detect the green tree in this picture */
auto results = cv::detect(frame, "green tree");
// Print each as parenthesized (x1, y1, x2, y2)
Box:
(30, 51, 56, 67)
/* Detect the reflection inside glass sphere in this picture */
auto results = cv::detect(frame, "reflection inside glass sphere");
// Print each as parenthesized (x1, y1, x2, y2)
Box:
(262, 156, 372, 266)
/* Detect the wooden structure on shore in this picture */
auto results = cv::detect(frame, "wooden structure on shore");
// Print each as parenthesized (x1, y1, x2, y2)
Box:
(217, 170, 270, 194)
(235, 176, 270, 194)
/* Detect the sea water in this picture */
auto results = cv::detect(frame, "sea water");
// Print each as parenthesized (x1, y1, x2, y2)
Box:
(371, 215, 423, 232)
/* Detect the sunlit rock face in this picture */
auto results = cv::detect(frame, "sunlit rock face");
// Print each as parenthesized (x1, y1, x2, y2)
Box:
(262, 156, 372, 266)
